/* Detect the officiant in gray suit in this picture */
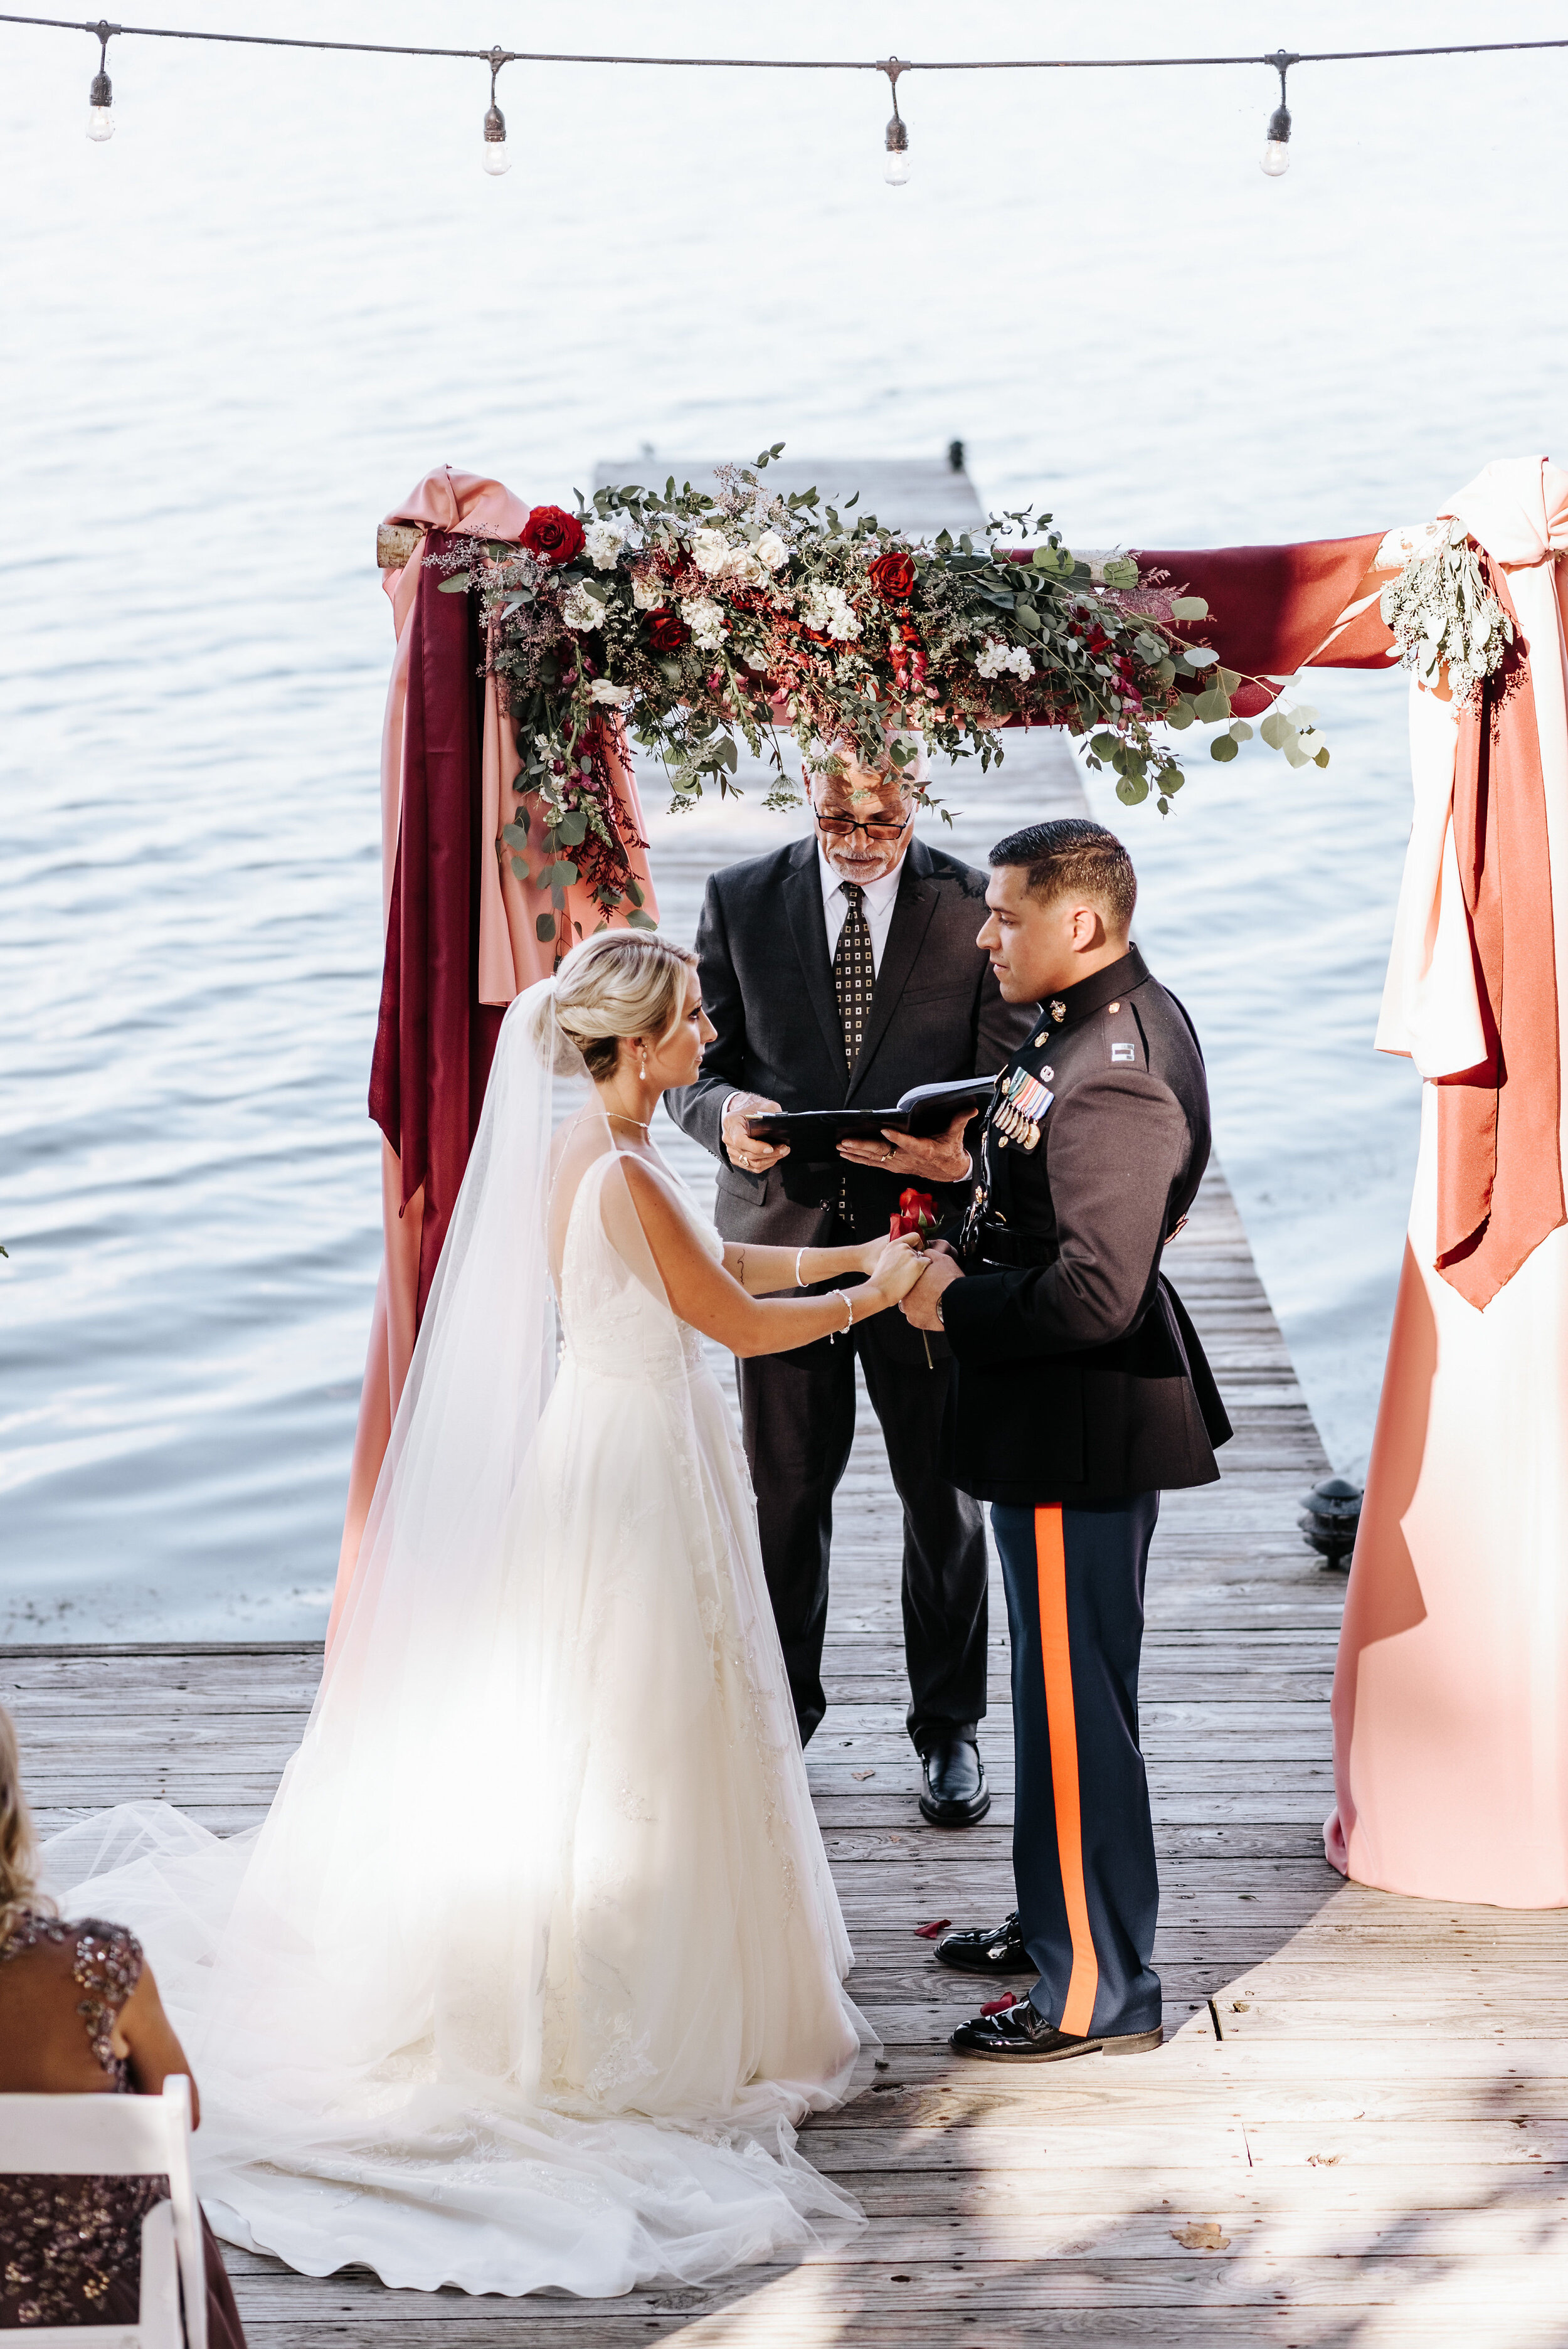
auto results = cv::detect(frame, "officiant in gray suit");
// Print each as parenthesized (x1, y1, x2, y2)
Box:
(665, 733, 1034, 1824)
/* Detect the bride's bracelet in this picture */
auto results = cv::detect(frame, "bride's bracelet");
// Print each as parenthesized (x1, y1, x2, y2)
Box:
(795, 1246, 809, 1290)
(829, 1288, 855, 1341)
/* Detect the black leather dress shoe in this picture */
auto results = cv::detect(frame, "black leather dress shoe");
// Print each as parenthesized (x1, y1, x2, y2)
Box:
(935, 1910, 1032, 1976)
(918, 1735, 990, 1827)
(950, 1997, 1164, 2062)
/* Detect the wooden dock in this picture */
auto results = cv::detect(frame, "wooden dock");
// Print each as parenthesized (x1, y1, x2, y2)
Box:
(13, 566, 1568, 2338)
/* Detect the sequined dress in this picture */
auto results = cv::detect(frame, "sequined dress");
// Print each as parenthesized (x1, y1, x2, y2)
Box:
(0, 1908, 245, 2341)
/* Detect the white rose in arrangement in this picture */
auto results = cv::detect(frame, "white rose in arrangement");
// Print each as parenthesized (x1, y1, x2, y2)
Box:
(728, 551, 768, 590)
(803, 583, 862, 642)
(756, 530, 790, 573)
(583, 521, 627, 571)
(590, 679, 633, 705)
(691, 528, 732, 578)
(680, 595, 728, 650)
(632, 571, 667, 610)
(562, 583, 601, 632)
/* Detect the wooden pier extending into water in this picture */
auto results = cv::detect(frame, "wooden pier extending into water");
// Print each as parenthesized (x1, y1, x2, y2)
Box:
(13, 479, 1568, 2341)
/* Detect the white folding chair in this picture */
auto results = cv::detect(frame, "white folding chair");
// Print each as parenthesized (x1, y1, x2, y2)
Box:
(0, 2074, 208, 2349)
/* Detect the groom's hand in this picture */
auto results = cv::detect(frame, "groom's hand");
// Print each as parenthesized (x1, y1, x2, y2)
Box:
(724, 1093, 790, 1174)
(838, 1108, 975, 1184)
(900, 1249, 963, 1330)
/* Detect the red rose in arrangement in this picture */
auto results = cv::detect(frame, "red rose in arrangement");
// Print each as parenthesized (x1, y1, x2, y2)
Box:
(869, 549, 916, 602)
(520, 504, 585, 566)
(889, 1187, 939, 1240)
(646, 610, 691, 652)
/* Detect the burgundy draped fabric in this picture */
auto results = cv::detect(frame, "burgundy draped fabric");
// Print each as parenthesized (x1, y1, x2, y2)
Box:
(369, 532, 504, 1318)
(1134, 533, 1392, 692)
(1434, 565, 1564, 1305)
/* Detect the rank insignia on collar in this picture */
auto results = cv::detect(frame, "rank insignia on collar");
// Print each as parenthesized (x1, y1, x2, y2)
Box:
(993, 1064, 1053, 1151)
(1049, 999, 1067, 1023)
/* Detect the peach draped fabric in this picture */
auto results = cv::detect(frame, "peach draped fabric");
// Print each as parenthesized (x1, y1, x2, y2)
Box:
(331, 469, 659, 1642)
(1330, 458, 1568, 1904)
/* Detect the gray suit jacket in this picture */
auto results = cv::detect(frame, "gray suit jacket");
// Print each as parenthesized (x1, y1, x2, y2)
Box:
(664, 833, 1034, 1272)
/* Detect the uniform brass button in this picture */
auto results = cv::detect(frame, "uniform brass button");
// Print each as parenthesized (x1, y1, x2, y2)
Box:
(997, 1135, 1009, 1148)
(1034, 1034, 1046, 1047)
(1108, 1001, 1120, 1014)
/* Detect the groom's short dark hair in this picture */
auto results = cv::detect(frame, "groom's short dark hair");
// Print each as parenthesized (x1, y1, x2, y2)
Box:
(990, 818, 1136, 934)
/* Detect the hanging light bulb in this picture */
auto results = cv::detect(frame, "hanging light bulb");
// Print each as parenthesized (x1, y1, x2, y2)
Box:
(480, 46, 512, 176)
(86, 22, 114, 142)
(1261, 100, 1291, 175)
(880, 56, 909, 186)
(1260, 48, 1297, 176)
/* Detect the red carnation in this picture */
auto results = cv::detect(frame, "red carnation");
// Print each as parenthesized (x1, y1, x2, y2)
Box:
(646, 610, 691, 652)
(520, 504, 586, 566)
(869, 549, 916, 602)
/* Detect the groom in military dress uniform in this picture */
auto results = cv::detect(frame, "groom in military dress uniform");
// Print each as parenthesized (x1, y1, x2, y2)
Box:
(901, 818, 1231, 2060)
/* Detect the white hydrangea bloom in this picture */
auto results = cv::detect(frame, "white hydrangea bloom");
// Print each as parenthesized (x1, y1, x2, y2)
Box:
(756, 530, 790, 573)
(975, 637, 1033, 681)
(691, 528, 732, 578)
(803, 583, 862, 642)
(632, 572, 666, 610)
(680, 595, 728, 650)
(583, 521, 627, 571)
(590, 679, 632, 705)
(562, 583, 601, 632)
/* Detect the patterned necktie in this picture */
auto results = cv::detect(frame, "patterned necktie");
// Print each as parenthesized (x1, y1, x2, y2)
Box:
(832, 882, 874, 1071)
(832, 883, 875, 1230)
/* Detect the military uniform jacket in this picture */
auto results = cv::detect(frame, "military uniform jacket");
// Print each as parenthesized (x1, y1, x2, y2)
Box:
(940, 943, 1232, 1507)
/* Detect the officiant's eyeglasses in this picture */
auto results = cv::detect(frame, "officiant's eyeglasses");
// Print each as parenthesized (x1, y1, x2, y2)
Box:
(814, 810, 913, 844)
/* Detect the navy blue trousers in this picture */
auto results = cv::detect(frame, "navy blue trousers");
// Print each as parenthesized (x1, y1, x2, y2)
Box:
(991, 1495, 1162, 2039)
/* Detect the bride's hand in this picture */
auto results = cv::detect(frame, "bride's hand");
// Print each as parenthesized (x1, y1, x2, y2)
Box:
(866, 1234, 930, 1305)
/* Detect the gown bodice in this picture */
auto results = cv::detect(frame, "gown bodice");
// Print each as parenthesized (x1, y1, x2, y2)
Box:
(558, 1150, 721, 1387)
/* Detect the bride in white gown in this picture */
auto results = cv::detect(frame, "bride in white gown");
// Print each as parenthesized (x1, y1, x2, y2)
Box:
(41, 931, 929, 2299)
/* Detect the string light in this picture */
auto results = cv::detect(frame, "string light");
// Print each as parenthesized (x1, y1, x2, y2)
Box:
(3, 17, 1567, 173)
(84, 14, 111, 140)
(480, 44, 509, 176)
(1261, 46, 1294, 177)
(881, 56, 909, 186)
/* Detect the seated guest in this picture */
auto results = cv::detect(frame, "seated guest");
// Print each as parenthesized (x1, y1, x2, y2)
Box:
(0, 1705, 246, 2343)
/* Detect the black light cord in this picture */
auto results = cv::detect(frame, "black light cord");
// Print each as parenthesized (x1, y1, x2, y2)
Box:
(3, 16, 1568, 73)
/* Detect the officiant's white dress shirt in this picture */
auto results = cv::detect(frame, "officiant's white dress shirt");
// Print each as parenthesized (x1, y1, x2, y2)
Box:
(817, 845, 905, 974)
(721, 847, 911, 1129)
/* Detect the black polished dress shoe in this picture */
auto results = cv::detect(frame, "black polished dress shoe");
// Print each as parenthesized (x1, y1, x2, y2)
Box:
(950, 1997, 1163, 2062)
(918, 1735, 990, 1827)
(935, 1909, 1032, 1976)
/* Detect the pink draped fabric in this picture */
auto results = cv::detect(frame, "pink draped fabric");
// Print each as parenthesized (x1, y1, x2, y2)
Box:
(331, 470, 659, 1644)
(1328, 459, 1568, 1905)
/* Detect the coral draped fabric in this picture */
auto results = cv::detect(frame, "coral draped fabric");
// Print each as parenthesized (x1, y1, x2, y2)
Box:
(1329, 459, 1568, 1905)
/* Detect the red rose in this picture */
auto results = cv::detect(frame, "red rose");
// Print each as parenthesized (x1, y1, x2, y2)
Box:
(889, 1186, 939, 1239)
(646, 610, 690, 653)
(869, 549, 916, 602)
(520, 504, 586, 566)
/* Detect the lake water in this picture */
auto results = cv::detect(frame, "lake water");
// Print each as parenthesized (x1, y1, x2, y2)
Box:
(3, 0, 1564, 1638)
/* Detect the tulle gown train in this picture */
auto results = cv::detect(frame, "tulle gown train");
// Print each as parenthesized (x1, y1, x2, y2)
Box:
(43, 1113, 867, 2298)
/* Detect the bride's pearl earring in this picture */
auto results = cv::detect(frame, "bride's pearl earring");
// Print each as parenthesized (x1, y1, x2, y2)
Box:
(638, 1047, 648, 1081)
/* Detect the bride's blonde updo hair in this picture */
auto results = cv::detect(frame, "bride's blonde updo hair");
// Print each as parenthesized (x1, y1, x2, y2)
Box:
(548, 930, 697, 1080)
(0, 1705, 49, 1937)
